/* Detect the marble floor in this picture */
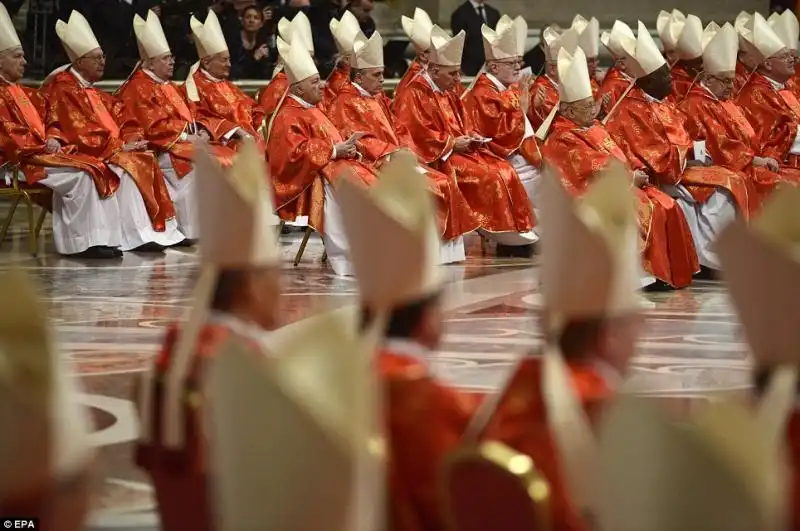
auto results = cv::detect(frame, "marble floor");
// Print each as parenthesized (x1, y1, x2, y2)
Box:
(0, 206, 753, 530)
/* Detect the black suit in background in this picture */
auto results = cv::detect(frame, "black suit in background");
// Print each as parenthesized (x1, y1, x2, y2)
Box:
(450, 0, 500, 76)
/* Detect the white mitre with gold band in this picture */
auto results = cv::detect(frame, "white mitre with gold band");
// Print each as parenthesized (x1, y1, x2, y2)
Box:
(573, 14, 600, 58)
(623, 21, 667, 78)
(597, 396, 788, 531)
(543, 26, 579, 61)
(556, 47, 593, 103)
(703, 23, 738, 75)
(0, 3, 21, 53)
(675, 14, 703, 60)
(0, 269, 94, 503)
(55, 10, 100, 62)
(769, 10, 799, 52)
(190, 10, 227, 59)
(401, 7, 434, 51)
(337, 150, 442, 310)
(330, 10, 361, 56)
(353, 31, 384, 70)
(133, 10, 170, 60)
(430, 25, 466, 67)
(601, 20, 636, 60)
(747, 12, 787, 60)
(209, 306, 383, 531)
(285, 39, 319, 84)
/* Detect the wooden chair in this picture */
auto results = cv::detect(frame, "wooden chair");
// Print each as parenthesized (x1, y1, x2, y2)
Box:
(0, 166, 50, 256)
(274, 221, 327, 267)
(442, 441, 552, 531)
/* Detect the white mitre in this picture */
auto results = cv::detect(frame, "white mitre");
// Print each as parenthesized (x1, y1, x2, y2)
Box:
(703, 22, 738, 75)
(330, 10, 361, 56)
(623, 21, 667, 78)
(401, 7, 434, 51)
(430, 25, 465, 67)
(190, 10, 227, 58)
(543, 26, 579, 61)
(287, 11, 314, 53)
(749, 12, 787, 60)
(556, 47, 593, 103)
(676, 14, 704, 59)
(702, 21, 721, 49)
(133, 10, 170, 60)
(55, 10, 101, 62)
(482, 22, 519, 61)
(353, 31, 384, 70)
(769, 10, 799, 52)
(0, 3, 21, 53)
(601, 20, 636, 59)
(573, 15, 600, 58)
(284, 39, 319, 84)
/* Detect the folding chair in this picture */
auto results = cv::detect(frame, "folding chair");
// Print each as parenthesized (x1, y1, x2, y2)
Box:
(0, 166, 50, 256)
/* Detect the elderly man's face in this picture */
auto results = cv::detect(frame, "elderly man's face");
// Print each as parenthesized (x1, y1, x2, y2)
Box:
(203, 51, 231, 79)
(0, 47, 26, 82)
(703, 71, 735, 100)
(561, 96, 598, 127)
(293, 74, 322, 104)
(488, 58, 521, 86)
(145, 53, 175, 80)
(74, 48, 106, 82)
(417, 49, 430, 63)
(354, 67, 384, 95)
(763, 48, 795, 82)
(430, 64, 461, 91)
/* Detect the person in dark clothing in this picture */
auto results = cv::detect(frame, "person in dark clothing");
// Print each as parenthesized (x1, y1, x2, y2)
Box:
(308, 0, 341, 78)
(347, 0, 374, 37)
(229, 4, 273, 78)
(450, 0, 500, 76)
(523, 23, 557, 76)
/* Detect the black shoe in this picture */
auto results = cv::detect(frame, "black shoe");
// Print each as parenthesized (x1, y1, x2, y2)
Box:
(496, 243, 536, 258)
(131, 242, 166, 253)
(694, 266, 720, 280)
(171, 238, 198, 248)
(67, 246, 123, 259)
(643, 279, 675, 292)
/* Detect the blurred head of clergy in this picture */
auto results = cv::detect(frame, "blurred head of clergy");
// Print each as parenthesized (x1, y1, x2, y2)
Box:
(744, 12, 794, 83)
(556, 47, 598, 128)
(401, 7, 434, 64)
(768, 10, 800, 73)
(285, 38, 323, 105)
(483, 16, 526, 86)
(350, 31, 385, 95)
(336, 150, 446, 351)
(656, 9, 686, 64)
(572, 15, 600, 79)
(134, 10, 174, 81)
(699, 23, 739, 100)
(0, 269, 94, 530)
(427, 26, 466, 92)
(0, 5, 25, 82)
(735, 11, 761, 71)
(195, 141, 282, 331)
(625, 21, 673, 101)
(539, 161, 645, 375)
(601, 20, 635, 75)
(673, 14, 705, 76)
(191, 10, 231, 80)
(542, 26, 579, 81)
(54, 10, 105, 83)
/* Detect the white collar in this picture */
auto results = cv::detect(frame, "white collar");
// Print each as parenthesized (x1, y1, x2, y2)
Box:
(352, 82, 372, 97)
(383, 338, 430, 362)
(485, 72, 507, 91)
(70, 67, 92, 88)
(422, 70, 441, 93)
(143, 68, 167, 84)
(0, 72, 13, 85)
(207, 311, 272, 350)
(764, 74, 785, 91)
(288, 93, 314, 108)
(201, 68, 222, 82)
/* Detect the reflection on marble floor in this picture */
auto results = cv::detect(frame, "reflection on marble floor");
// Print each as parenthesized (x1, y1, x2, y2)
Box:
(0, 210, 753, 530)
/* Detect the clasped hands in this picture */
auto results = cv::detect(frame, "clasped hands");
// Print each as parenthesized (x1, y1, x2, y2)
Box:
(334, 132, 365, 159)
(753, 156, 780, 172)
(453, 133, 490, 153)
(632, 169, 649, 188)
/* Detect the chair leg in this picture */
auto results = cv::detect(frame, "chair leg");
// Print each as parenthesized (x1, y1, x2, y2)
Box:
(293, 226, 313, 267)
(321, 249, 328, 264)
(480, 234, 489, 256)
(0, 195, 21, 245)
(22, 192, 38, 256)
(276, 220, 285, 237)
(34, 206, 47, 238)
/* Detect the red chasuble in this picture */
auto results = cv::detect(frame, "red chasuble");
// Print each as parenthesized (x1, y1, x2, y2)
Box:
(737, 72, 800, 170)
(483, 355, 613, 531)
(790, 63, 800, 102)
(680, 83, 797, 210)
(393, 74, 535, 235)
(734, 60, 755, 97)
(326, 80, 480, 240)
(606, 87, 751, 216)
(598, 63, 635, 118)
(0, 79, 119, 197)
(528, 75, 559, 130)
(267, 96, 376, 231)
(41, 69, 175, 230)
(543, 115, 699, 288)
(118, 69, 234, 178)
(670, 62, 698, 102)
(394, 59, 424, 101)
(258, 70, 289, 129)
(786, 411, 800, 531)
(320, 62, 350, 112)
(188, 68, 266, 143)
(380, 347, 484, 531)
(462, 73, 542, 168)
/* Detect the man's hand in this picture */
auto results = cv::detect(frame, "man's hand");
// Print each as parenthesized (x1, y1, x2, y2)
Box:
(632, 170, 649, 188)
(44, 137, 62, 154)
(254, 44, 269, 61)
(519, 74, 532, 115)
(533, 85, 546, 109)
(754, 156, 780, 172)
(235, 130, 253, 141)
(123, 140, 148, 152)
(453, 136, 473, 153)
(333, 142, 357, 159)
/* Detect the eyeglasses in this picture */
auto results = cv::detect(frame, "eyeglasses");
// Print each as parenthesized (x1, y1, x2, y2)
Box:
(81, 53, 106, 63)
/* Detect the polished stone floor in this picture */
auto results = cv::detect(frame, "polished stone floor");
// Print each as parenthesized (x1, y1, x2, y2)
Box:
(0, 206, 752, 530)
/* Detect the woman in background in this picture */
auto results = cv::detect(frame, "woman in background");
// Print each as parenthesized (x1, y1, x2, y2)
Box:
(229, 5, 274, 79)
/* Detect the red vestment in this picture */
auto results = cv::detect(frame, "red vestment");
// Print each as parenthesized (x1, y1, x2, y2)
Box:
(606, 87, 752, 216)
(528, 75, 559, 130)
(0, 79, 117, 197)
(737, 72, 800, 170)
(188, 68, 266, 142)
(790, 63, 800, 101)
(734, 60, 755, 97)
(787, 411, 800, 531)
(117, 69, 234, 178)
(267, 96, 376, 231)
(543, 115, 699, 288)
(393, 74, 535, 234)
(395, 59, 424, 100)
(257, 70, 289, 128)
(590, 77, 600, 99)
(380, 347, 483, 531)
(320, 62, 350, 112)
(483, 355, 613, 531)
(41, 69, 174, 230)
(462, 73, 542, 168)
(597, 63, 635, 118)
(670, 62, 698, 102)
(326, 80, 479, 240)
(679, 84, 793, 210)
